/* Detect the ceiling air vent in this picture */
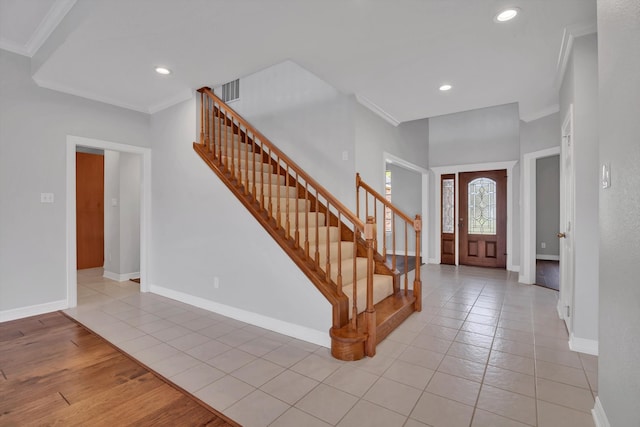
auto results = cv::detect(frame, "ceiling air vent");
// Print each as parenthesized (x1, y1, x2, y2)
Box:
(221, 79, 240, 103)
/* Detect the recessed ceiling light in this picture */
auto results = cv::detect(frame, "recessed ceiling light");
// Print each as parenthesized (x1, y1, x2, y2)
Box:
(155, 66, 171, 75)
(495, 8, 519, 22)
(439, 84, 452, 91)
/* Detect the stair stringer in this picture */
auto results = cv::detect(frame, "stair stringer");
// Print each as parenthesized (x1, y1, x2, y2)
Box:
(193, 142, 351, 328)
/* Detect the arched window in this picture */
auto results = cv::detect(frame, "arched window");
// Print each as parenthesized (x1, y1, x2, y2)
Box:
(468, 177, 496, 235)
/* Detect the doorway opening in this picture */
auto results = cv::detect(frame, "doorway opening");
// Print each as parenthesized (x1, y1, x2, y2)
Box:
(432, 160, 517, 270)
(382, 153, 429, 273)
(66, 136, 151, 309)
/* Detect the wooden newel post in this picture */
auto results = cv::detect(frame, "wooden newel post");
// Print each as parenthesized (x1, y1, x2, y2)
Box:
(364, 216, 377, 357)
(413, 215, 422, 312)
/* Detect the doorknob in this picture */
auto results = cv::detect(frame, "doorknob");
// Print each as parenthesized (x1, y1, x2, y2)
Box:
(557, 232, 566, 238)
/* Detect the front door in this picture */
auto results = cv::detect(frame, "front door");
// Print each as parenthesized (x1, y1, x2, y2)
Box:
(459, 170, 507, 268)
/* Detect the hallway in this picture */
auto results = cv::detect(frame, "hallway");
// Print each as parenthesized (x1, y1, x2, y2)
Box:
(64, 266, 597, 426)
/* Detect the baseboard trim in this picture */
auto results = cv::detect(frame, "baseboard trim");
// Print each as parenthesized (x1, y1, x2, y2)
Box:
(556, 300, 565, 319)
(569, 332, 599, 355)
(428, 258, 438, 264)
(149, 284, 330, 348)
(103, 270, 140, 282)
(536, 254, 560, 261)
(508, 264, 520, 273)
(592, 397, 611, 427)
(0, 299, 68, 322)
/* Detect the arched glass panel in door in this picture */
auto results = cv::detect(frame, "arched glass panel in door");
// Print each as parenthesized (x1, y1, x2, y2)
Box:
(467, 177, 496, 235)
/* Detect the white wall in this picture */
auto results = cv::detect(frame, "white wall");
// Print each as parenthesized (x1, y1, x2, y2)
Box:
(149, 96, 331, 341)
(596, 0, 640, 424)
(385, 163, 422, 254)
(119, 153, 141, 276)
(0, 50, 150, 316)
(428, 103, 521, 266)
(104, 151, 121, 274)
(536, 156, 560, 257)
(355, 105, 429, 196)
(559, 34, 599, 345)
(216, 60, 356, 206)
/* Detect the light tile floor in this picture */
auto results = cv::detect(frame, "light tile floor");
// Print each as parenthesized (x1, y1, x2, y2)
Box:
(65, 265, 597, 427)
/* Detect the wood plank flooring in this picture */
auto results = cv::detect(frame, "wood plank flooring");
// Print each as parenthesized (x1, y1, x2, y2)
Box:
(0, 311, 239, 427)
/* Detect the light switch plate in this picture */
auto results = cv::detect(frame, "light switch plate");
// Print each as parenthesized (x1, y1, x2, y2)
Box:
(40, 193, 54, 203)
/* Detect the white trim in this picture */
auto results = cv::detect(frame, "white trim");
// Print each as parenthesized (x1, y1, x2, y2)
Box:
(26, 0, 77, 56)
(569, 333, 598, 356)
(555, 21, 598, 90)
(520, 146, 561, 284)
(0, 39, 31, 56)
(521, 104, 560, 123)
(148, 89, 194, 114)
(149, 284, 331, 348)
(34, 77, 150, 114)
(0, 0, 76, 57)
(103, 271, 140, 282)
(67, 136, 151, 310)
(431, 160, 517, 270)
(383, 152, 429, 267)
(557, 299, 566, 319)
(536, 254, 560, 261)
(592, 397, 611, 427)
(357, 94, 400, 127)
(428, 258, 438, 264)
(510, 265, 520, 273)
(0, 299, 67, 322)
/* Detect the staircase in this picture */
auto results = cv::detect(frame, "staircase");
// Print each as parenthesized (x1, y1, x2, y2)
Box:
(193, 87, 422, 360)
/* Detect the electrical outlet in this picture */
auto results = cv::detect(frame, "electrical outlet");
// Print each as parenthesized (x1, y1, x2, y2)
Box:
(342, 150, 349, 161)
(214, 277, 220, 289)
(541, 242, 546, 249)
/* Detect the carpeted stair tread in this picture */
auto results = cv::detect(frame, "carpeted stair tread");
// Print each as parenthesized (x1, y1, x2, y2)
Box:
(342, 274, 394, 318)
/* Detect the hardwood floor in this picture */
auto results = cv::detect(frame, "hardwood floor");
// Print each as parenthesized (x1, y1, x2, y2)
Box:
(0, 311, 239, 427)
(536, 259, 560, 291)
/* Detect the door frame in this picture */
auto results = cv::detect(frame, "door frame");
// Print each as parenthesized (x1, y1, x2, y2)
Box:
(431, 160, 517, 270)
(382, 152, 429, 262)
(520, 146, 561, 284)
(66, 135, 151, 308)
(558, 105, 575, 330)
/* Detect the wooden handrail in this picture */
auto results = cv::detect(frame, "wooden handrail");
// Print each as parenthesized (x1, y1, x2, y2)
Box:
(197, 86, 388, 352)
(356, 173, 414, 225)
(356, 173, 422, 312)
(199, 87, 365, 232)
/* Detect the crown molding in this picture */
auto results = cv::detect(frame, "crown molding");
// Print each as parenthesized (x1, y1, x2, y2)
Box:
(520, 104, 560, 123)
(33, 76, 150, 114)
(555, 21, 598, 90)
(148, 89, 194, 114)
(356, 94, 400, 127)
(0, 39, 31, 57)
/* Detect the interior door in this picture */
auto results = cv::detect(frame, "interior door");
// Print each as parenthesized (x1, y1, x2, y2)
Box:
(559, 108, 575, 332)
(76, 152, 104, 269)
(441, 174, 456, 265)
(459, 170, 507, 268)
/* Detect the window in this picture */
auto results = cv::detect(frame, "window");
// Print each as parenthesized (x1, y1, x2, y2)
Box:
(221, 79, 240, 102)
(467, 177, 496, 235)
(442, 178, 455, 233)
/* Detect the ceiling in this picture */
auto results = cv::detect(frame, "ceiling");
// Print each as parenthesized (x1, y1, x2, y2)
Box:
(0, 0, 596, 123)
